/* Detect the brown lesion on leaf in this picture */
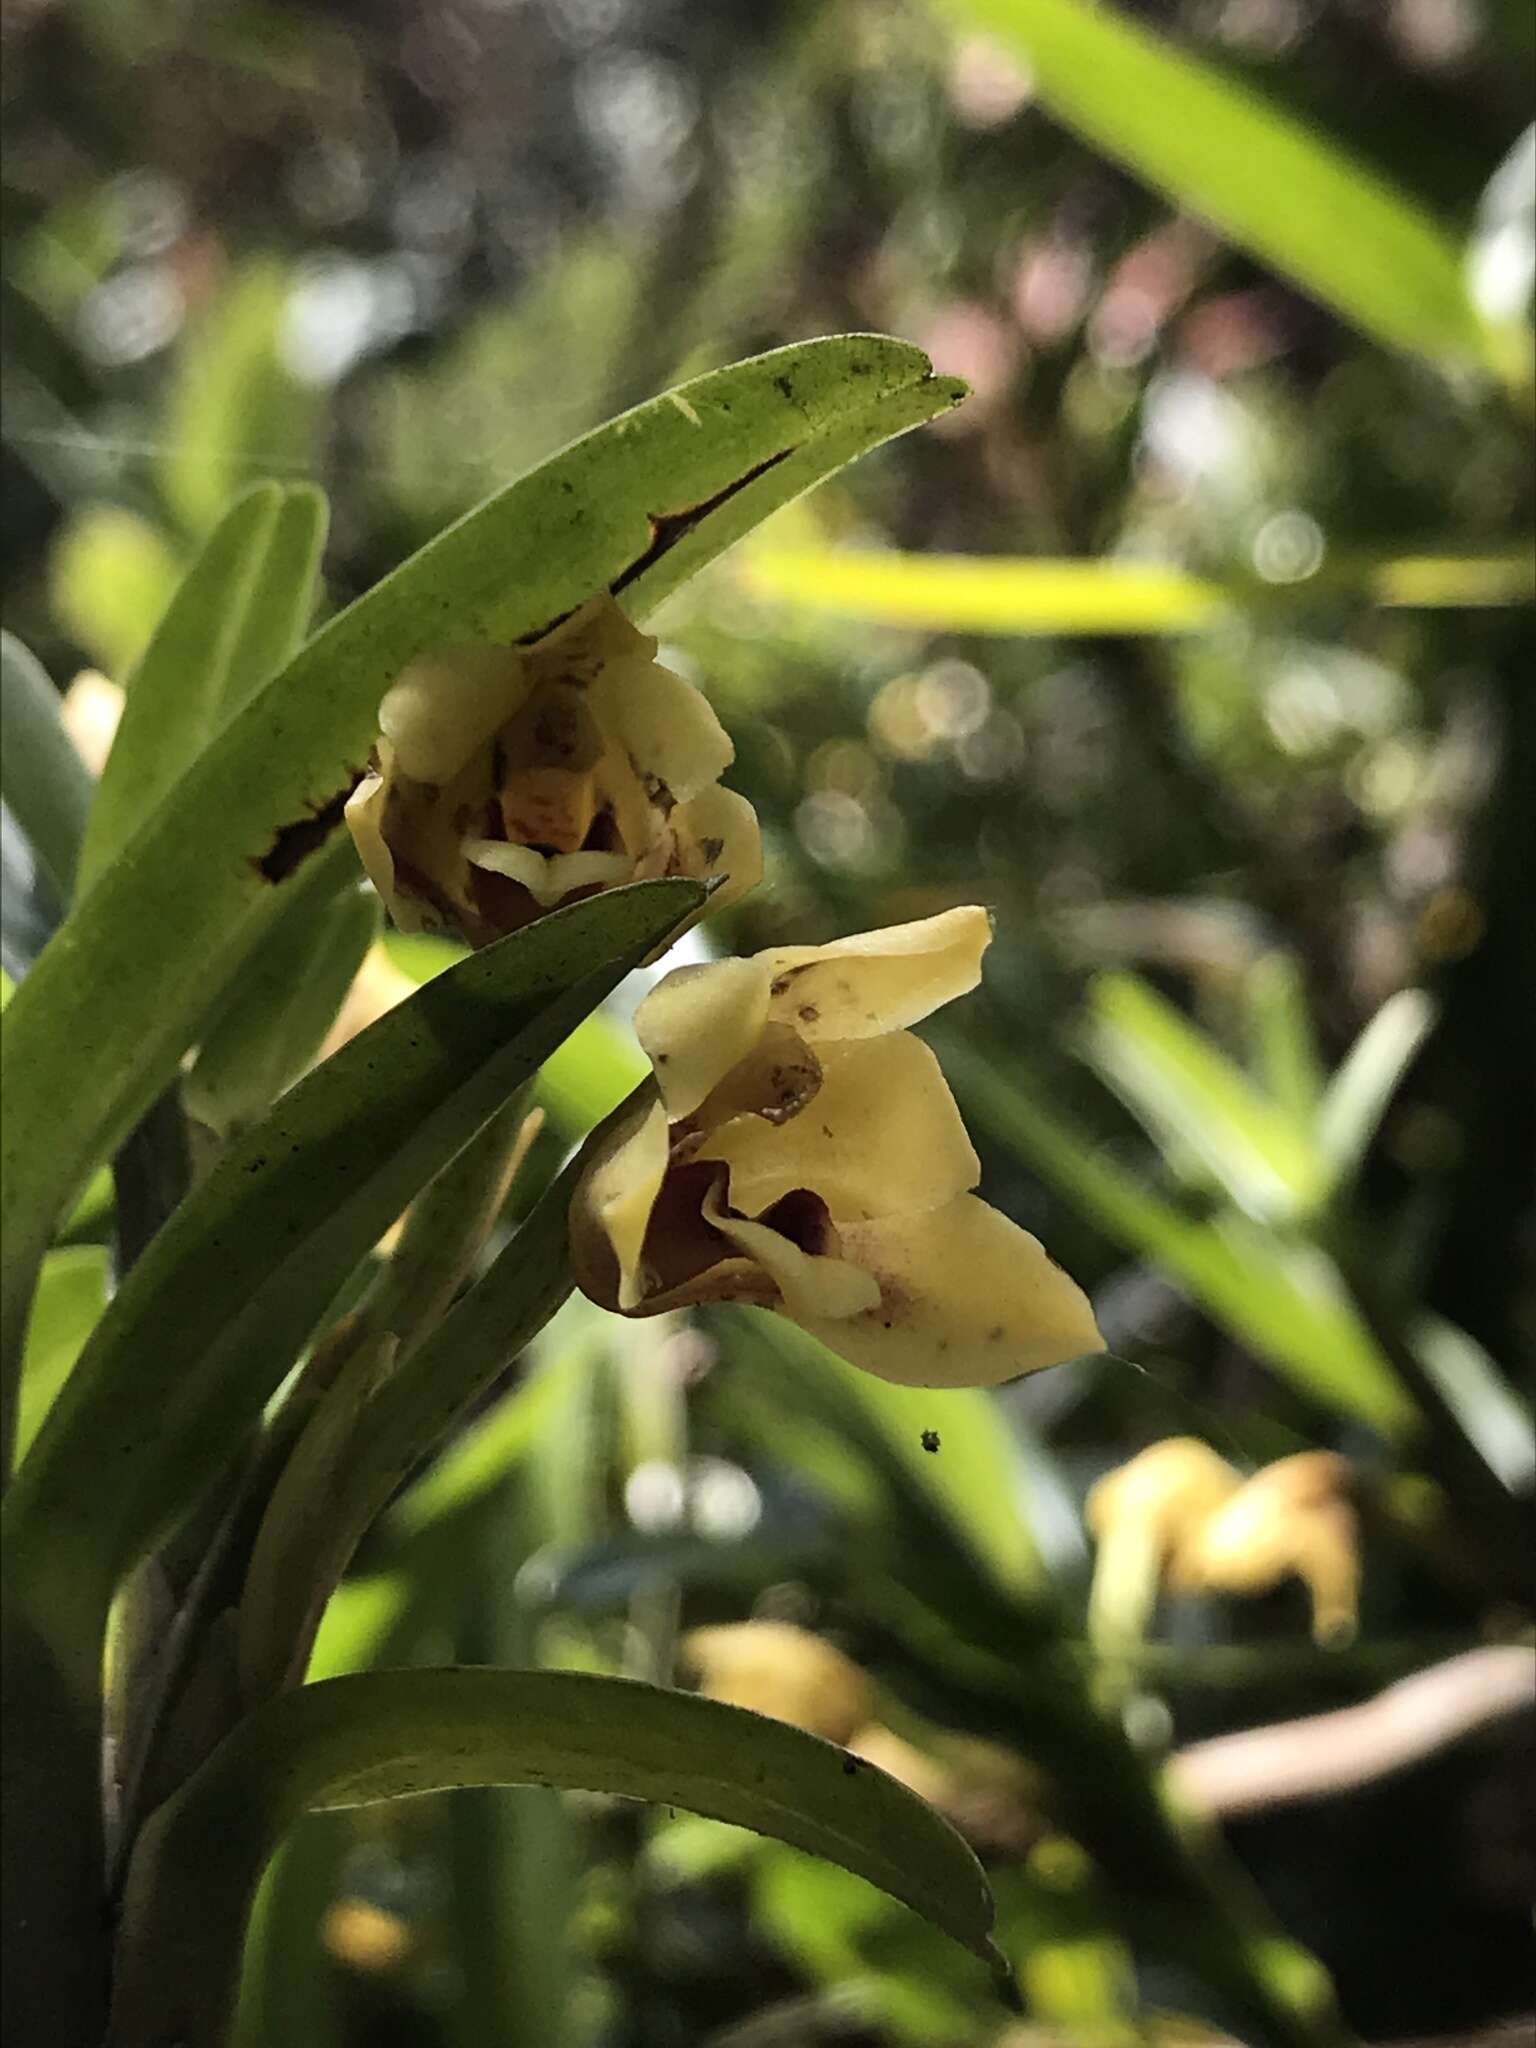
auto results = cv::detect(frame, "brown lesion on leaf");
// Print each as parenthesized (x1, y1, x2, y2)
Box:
(610, 447, 796, 598)
(254, 772, 365, 882)
(510, 444, 796, 648)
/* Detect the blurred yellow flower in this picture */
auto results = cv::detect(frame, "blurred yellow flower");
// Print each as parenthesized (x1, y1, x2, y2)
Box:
(346, 596, 760, 946)
(683, 1622, 873, 1742)
(1172, 1449, 1360, 1645)
(321, 1899, 415, 1974)
(1088, 1440, 1361, 1647)
(569, 907, 1101, 1386)
(1085, 1437, 1241, 1556)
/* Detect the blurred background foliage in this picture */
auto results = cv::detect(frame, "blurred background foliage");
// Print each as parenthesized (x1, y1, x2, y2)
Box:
(2, 0, 1532, 2042)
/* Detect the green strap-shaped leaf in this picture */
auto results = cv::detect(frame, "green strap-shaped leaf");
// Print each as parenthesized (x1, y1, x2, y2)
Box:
(0, 632, 93, 902)
(947, 1041, 1413, 1433)
(108, 1667, 1001, 2047)
(0, 337, 961, 1408)
(78, 482, 327, 895)
(1242, 952, 1326, 1129)
(1315, 988, 1435, 1188)
(183, 874, 379, 1137)
(1080, 971, 1327, 1223)
(159, 260, 321, 542)
(931, 0, 1502, 372)
(3, 878, 704, 1636)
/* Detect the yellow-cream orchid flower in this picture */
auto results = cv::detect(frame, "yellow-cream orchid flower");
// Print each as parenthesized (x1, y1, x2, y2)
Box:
(569, 906, 1102, 1387)
(1171, 1449, 1360, 1645)
(683, 1622, 874, 1742)
(345, 596, 760, 946)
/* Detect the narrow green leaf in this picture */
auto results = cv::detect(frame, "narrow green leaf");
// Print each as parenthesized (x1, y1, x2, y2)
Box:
(78, 482, 327, 896)
(14, 1246, 109, 1468)
(109, 1668, 1001, 2046)
(1315, 988, 1435, 1186)
(1411, 1314, 1535, 1494)
(0, 632, 93, 902)
(297, 1142, 588, 1629)
(46, 506, 182, 678)
(932, 0, 1498, 370)
(1081, 972, 1327, 1222)
(3, 879, 704, 1630)
(214, 484, 328, 724)
(1242, 952, 1325, 1127)
(949, 1045, 1413, 1433)
(159, 260, 321, 540)
(183, 875, 379, 1137)
(743, 547, 1536, 634)
(1369, 551, 1535, 607)
(0, 338, 961, 1403)
(238, 1332, 399, 1701)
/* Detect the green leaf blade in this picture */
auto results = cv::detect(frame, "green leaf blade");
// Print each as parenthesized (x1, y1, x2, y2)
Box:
(110, 1668, 1001, 2047)
(936, 0, 1498, 370)
(4, 878, 704, 1611)
(0, 633, 93, 903)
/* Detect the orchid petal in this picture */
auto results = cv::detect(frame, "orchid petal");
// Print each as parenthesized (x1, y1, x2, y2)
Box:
(792, 1193, 1102, 1387)
(635, 958, 773, 1120)
(703, 1182, 881, 1320)
(698, 1032, 978, 1223)
(760, 906, 992, 1042)
(597, 654, 735, 804)
(378, 646, 529, 784)
(581, 1097, 671, 1311)
(672, 783, 764, 912)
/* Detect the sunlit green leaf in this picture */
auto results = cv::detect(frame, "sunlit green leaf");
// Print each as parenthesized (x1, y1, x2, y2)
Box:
(1315, 988, 1435, 1186)
(110, 1667, 1002, 2046)
(4, 880, 703, 1635)
(1410, 1315, 1535, 1494)
(78, 482, 327, 896)
(948, 1044, 1413, 1433)
(159, 260, 321, 540)
(1081, 972, 1327, 1222)
(742, 550, 1226, 634)
(46, 506, 183, 679)
(14, 1246, 109, 1469)
(183, 874, 378, 1137)
(932, 0, 1500, 371)
(1242, 952, 1325, 1128)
